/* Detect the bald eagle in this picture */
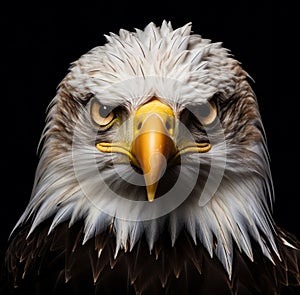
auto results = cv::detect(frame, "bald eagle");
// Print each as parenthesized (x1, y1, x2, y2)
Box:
(1, 21, 299, 295)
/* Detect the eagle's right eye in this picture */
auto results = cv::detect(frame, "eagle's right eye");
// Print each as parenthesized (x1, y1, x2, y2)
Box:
(90, 98, 115, 128)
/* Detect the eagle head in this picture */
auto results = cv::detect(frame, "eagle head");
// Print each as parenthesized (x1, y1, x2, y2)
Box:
(6, 21, 299, 294)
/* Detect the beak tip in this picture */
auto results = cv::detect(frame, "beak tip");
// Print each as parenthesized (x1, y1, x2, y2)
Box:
(146, 184, 158, 202)
(147, 191, 155, 202)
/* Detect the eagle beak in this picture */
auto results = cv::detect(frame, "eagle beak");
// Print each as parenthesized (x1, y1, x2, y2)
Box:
(131, 99, 177, 202)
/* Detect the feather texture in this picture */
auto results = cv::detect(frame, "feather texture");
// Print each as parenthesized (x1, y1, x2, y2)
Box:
(2, 20, 300, 294)
(2, 220, 300, 294)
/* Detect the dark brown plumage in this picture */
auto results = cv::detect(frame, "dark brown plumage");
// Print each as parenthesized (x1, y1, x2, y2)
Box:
(3, 220, 300, 294)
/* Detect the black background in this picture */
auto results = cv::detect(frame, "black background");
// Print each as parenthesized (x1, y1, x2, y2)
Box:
(0, 0, 299, 285)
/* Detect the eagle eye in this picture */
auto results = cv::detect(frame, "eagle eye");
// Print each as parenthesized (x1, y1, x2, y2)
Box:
(194, 101, 217, 127)
(90, 98, 115, 127)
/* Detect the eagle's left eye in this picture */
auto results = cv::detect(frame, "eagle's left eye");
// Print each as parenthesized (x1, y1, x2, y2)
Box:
(90, 99, 115, 128)
(194, 101, 217, 127)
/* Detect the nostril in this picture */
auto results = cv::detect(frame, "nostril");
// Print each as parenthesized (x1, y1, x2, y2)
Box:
(165, 120, 171, 131)
(137, 121, 142, 130)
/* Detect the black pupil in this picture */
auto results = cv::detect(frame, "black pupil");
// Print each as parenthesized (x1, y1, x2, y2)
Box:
(198, 104, 211, 118)
(99, 105, 111, 118)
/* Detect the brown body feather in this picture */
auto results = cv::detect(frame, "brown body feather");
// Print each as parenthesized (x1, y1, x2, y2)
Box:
(1, 219, 299, 295)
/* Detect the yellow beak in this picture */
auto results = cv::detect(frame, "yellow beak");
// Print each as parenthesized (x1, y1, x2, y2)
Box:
(131, 100, 177, 201)
(131, 99, 177, 202)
